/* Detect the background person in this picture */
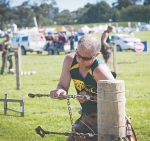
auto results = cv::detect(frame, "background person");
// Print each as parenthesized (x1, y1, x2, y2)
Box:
(58, 32, 67, 51)
(1, 34, 15, 75)
(58, 32, 63, 50)
(101, 25, 114, 65)
(129, 31, 135, 37)
(69, 31, 75, 52)
(45, 34, 54, 50)
(50, 34, 115, 141)
(62, 33, 67, 49)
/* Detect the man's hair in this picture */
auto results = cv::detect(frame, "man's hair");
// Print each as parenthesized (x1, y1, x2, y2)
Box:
(77, 34, 100, 56)
(108, 25, 113, 29)
(5, 33, 11, 38)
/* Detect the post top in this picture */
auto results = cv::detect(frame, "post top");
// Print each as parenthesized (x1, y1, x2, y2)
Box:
(97, 80, 124, 84)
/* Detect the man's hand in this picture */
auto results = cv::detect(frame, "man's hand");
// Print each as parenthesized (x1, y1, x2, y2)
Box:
(50, 89, 67, 100)
(77, 91, 91, 103)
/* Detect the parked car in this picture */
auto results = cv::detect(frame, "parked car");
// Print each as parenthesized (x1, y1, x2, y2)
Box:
(0, 30, 5, 38)
(11, 33, 46, 55)
(111, 34, 141, 51)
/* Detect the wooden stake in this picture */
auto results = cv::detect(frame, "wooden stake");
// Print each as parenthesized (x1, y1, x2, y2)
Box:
(113, 42, 117, 73)
(15, 44, 22, 90)
(4, 94, 8, 115)
(97, 80, 126, 141)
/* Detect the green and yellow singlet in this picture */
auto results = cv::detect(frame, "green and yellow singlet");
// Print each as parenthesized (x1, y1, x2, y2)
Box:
(101, 31, 113, 54)
(70, 55, 104, 115)
(5, 43, 11, 53)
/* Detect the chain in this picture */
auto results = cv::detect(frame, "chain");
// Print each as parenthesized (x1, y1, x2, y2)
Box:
(66, 96, 76, 141)
(35, 126, 95, 138)
(28, 93, 97, 102)
(29, 93, 97, 140)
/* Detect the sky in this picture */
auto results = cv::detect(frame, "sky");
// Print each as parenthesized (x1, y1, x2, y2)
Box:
(10, 0, 115, 12)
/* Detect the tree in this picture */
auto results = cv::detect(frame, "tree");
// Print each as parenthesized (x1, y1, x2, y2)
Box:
(112, 0, 141, 10)
(120, 5, 150, 21)
(143, 0, 150, 5)
(12, 1, 34, 28)
(77, 2, 113, 23)
(31, 0, 59, 27)
(74, 4, 92, 24)
(0, 0, 11, 30)
(33, 0, 57, 8)
(53, 10, 75, 25)
(0, 0, 10, 5)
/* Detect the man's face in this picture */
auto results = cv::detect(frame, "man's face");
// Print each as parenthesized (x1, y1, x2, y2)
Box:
(76, 47, 96, 68)
(6, 35, 10, 40)
(108, 26, 113, 33)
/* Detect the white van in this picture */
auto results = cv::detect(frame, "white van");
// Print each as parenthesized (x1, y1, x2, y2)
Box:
(11, 33, 46, 55)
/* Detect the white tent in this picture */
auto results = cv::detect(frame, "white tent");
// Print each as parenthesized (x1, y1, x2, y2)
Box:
(79, 25, 91, 34)
(90, 26, 100, 33)
(146, 24, 150, 30)
(14, 27, 39, 35)
(44, 27, 55, 34)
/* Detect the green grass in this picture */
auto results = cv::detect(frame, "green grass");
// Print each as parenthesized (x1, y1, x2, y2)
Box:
(0, 31, 150, 141)
(65, 22, 144, 29)
(0, 38, 4, 43)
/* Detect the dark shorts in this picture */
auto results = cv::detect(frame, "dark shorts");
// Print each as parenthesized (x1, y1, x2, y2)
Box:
(102, 53, 111, 60)
(73, 113, 97, 141)
(70, 44, 74, 50)
(73, 114, 132, 141)
(101, 49, 112, 60)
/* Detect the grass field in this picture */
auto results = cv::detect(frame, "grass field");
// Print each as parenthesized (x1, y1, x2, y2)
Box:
(0, 31, 150, 141)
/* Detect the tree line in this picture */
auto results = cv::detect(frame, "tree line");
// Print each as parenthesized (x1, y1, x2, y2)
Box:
(0, 0, 150, 30)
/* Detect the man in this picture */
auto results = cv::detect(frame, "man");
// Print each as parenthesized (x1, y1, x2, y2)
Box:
(129, 31, 134, 37)
(50, 34, 114, 141)
(50, 34, 115, 141)
(101, 25, 114, 65)
(69, 31, 75, 52)
(1, 34, 14, 75)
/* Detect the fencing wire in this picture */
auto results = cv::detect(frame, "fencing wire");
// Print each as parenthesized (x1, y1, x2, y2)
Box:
(0, 90, 150, 124)
(0, 93, 75, 132)
(0, 90, 149, 132)
(0, 91, 147, 112)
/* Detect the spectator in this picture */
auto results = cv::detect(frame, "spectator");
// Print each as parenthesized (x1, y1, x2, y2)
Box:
(129, 31, 135, 37)
(101, 25, 114, 65)
(48, 35, 54, 45)
(75, 35, 78, 42)
(58, 32, 64, 50)
(69, 31, 75, 52)
(1, 34, 15, 74)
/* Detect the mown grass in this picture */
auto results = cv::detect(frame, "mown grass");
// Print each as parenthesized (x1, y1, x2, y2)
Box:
(66, 22, 143, 29)
(0, 31, 150, 141)
(0, 53, 79, 141)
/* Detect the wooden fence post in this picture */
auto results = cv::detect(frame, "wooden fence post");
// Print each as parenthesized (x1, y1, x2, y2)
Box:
(113, 43, 117, 73)
(15, 44, 22, 90)
(97, 80, 126, 141)
(4, 94, 8, 115)
(20, 95, 25, 117)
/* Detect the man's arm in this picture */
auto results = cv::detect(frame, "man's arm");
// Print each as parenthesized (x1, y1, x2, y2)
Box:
(50, 53, 74, 99)
(11, 46, 17, 50)
(94, 63, 115, 82)
(2, 41, 7, 53)
(57, 55, 72, 92)
(77, 64, 115, 103)
(102, 32, 113, 49)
